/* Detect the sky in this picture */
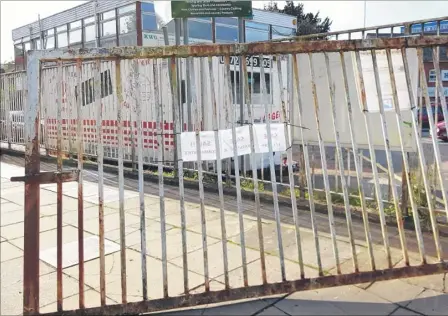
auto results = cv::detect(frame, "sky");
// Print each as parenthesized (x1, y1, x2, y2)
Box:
(1, 0, 447, 63)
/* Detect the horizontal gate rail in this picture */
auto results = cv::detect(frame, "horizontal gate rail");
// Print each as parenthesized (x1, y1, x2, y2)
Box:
(34, 36, 448, 61)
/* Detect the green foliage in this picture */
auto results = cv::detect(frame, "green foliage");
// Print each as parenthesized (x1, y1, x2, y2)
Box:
(264, 1, 332, 36)
(241, 179, 265, 192)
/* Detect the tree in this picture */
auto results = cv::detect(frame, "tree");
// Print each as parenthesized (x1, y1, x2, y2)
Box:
(264, 1, 332, 37)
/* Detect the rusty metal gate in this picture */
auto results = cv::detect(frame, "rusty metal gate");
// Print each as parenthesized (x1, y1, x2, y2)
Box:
(12, 28, 448, 315)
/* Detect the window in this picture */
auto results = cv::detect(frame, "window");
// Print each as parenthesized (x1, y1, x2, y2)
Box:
(14, 39, 21, 44)
(56, 25, 67, 33)
(70, 21, 82, 29)
(216, 17, 238, 26)
(23, 36, 30, 42)
(119, 14, 136, 34)
(119, 33, 137, 46)
(142, 14, 157, 31)
(84, 16, 95, 25)
(101, 10, 116, 20)
(195, 17, 211, 22)
(141, 2, 155, 13)
(245, 28, 269, 42)
(246, 21, 269, 31)
(188, 20, 211, 40)
(24, 42, 31, 51)
(32, 39, 42, 50)
(47, 29, 55, 36)
(75, 69, 113, 106)
(101, 20, 116, 36)
(84, 24, 96, 42)
(57, 33, 68, 47)
(69, 29, 82, 44)
(428, 69, 436, 82)
(45, 36, 55, 49)
(118, 4, 135, 15)
(216, 25, 238, 42)
(272, 25, 295, 38)
(100, 37, 116, 48)
(230, 71, 271, 103)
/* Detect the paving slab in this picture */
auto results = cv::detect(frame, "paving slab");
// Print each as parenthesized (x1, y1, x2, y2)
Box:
(400, 273, 448, 294)
(9, 225, 94, 251)
(274, 285, 397, 315)
(189, 212, 266, 240)
(40, 235, 121, 269)
(128, 227, 221, 261)
(0, 201, 23, 215)
(170, 241, 261, 280)
(40, 289, 118, 314)
(256, 306, 289, 315)
(405, 289, 448, 315)
(62, 205, 118, 224)
(214, 254, 320, 289)
(365, 278, 425, 307)
(81, 212, 141, 235)
(389, 307, 421, 315)
(1, 241, 23, 262)
(63, 248, 205, 301)
(1, 215, 67, 241)
(0, 209, 24, 226)
(1, 257, 55, 288)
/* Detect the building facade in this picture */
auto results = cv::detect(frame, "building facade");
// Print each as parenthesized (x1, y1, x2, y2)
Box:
(11, 0, 297, 71)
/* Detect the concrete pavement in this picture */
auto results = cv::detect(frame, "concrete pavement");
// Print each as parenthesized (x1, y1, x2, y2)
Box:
(1, 156, 447, 315)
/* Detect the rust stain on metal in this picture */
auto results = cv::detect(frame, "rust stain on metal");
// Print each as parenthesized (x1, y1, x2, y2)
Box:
(39, 37, 448, 62)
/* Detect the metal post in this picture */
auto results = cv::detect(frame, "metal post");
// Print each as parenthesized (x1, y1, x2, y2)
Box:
(94, 0, 100, 48)
(238, 17, 245, 173)
(174, 19, 182, 176)
(23, 45, 41, 316)
(183, 18, 192, 132)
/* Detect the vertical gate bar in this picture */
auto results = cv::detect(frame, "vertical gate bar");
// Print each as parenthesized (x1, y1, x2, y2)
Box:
(415, 48, 444, 260)
(339, 51, 375, 271)
(323, 52, 359, 272)
(56, 60, 64, 312)
(23, 50, 40, 316)
(195, 57, 210, 291)
(136, 59, 149, 300)
(4, 75, 11, 147)
(371, 49, 409, 265)
(260, 55, 286, 281)
(208, 56, 230, 289)
(354, 51, 392, 268)
(75, 59, 85, 310)
(308, 53, 341, 273)
(431, 24, 441, 213)
(276, 55, 305, 278)
(224, 56, 249, 286)
(291, 54, 323, 276)
(169, 56, 189, 294)
(94, 59, 107, 307)
(68, 66, 73, 159)
(431, 46, 448, 218)
(153, 59, 169, 297)
(242, 58, 268, 284)
(347, 149, 351, 187)
(385, 48, 426, 263)
(116, 59, 129, 302)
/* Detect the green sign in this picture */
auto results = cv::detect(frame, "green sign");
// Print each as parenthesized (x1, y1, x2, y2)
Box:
(171, 1, 253, 18)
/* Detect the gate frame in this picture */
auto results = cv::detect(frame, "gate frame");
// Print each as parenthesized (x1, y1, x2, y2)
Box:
(17, 35, 448, 315)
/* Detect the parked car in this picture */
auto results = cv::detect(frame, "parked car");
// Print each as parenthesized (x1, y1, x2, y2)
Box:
(418, 106, 445, 129)
(437, 121, 447, 142)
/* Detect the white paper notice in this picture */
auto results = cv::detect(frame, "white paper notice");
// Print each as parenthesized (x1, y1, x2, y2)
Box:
(180, 131, 217, 162)
(253, 123, 287, 153)
(218, 126, 251, 159)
